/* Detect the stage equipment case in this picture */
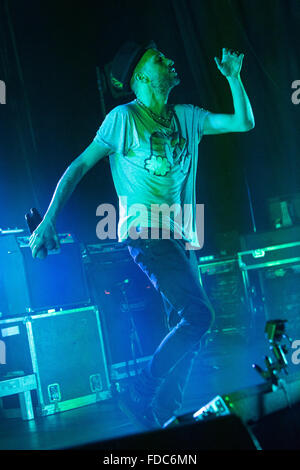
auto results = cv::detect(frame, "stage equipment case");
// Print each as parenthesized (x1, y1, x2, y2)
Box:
(0, 306, 111, 416)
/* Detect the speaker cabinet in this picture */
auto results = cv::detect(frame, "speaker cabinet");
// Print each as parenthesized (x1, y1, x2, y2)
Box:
(83, 243, 167, 365)
(0, 234, 90, 317)
(0, 306, 110, 415)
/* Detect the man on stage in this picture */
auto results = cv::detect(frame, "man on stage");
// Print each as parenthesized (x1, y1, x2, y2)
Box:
(29, 40, 254, 429)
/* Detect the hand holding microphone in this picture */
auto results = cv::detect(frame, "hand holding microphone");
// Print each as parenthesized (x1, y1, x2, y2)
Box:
(25, 208, 60, 259)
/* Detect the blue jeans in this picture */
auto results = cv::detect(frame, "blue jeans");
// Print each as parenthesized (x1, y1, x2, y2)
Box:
(126, 232, 215, 415)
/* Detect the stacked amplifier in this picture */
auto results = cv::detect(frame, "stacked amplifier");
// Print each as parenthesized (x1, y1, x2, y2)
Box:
(197, 239, 300, 357)
(0, 233, 110, 416)
(198, 256, 250, 334)
(0, 233, 167, 415)
(237, 241, 300, 342)
(197, 255, 251, 360)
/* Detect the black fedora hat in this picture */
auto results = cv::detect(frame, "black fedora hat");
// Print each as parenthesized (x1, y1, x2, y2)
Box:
(110, 40, 157, 92)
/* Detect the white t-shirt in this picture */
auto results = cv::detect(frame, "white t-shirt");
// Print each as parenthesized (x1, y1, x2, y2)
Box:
(94, 99, 210, 248)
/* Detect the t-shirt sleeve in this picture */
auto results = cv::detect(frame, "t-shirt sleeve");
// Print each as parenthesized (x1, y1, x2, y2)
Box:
(194, 106, 211, 142)
(93, 106, 132, 155)
(175, 104, 211, 144)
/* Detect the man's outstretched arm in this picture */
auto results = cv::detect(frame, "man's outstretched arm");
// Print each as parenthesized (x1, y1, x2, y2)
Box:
(29, 140, 109, 258)
(203, 48, 255, 135)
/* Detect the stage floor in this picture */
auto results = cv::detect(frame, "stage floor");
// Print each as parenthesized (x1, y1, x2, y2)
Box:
(2, 339, 296, 451)
(0, 346, 268, 451)
(0, 395, 210, 451)
(0, 399, 138, 450)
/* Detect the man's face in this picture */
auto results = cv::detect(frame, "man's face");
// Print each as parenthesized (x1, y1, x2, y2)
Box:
(137, 48, 180, 92)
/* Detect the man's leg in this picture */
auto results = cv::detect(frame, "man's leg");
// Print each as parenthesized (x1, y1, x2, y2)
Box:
(153, 346, 200, 425)
(118, 236, 214, 428)
(152, 297, 202, 425)
(151, 245, 215, 425)
(129, 238, 213, 378)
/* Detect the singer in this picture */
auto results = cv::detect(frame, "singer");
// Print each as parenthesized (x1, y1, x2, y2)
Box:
(29, 40, 254, 429)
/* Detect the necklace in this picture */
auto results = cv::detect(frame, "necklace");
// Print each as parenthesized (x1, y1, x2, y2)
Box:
(136, 98, 173, 127)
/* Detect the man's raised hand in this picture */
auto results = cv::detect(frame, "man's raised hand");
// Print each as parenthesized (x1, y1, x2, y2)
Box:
(214, 48, 244, 78)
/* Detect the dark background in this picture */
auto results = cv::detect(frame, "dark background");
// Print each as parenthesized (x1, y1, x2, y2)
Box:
(0, 0, 299, 254)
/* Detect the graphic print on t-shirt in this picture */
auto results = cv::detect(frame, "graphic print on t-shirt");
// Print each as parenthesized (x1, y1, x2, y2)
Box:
(144, 129, 191, 176)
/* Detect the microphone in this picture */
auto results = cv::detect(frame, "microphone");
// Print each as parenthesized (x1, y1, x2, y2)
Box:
(25, 208, 47, 259)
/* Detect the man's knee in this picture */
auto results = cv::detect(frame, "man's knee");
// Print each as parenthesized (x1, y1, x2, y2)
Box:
(181, 300, 213, 334)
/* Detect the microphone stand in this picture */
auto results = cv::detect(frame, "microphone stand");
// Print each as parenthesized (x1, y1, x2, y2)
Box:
(96, 66, 106, 122)
(243, 165, 257, 234)
(118, 280, 143, 377)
